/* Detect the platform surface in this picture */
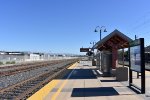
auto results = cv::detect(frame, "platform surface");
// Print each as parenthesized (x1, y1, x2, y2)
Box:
(28, 61, 146, 100)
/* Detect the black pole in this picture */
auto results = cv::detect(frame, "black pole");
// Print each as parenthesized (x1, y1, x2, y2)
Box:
(129, 47, 132, 85)
(141, 38, 145, 93)
(135, 35, 137, 40)
(100, 29, 101, 41)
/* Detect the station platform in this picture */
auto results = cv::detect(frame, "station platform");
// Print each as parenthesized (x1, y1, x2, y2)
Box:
(28, 61, 145, 100)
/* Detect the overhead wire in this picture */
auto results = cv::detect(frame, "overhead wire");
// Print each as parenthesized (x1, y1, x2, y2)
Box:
(128, 12, 150, 39)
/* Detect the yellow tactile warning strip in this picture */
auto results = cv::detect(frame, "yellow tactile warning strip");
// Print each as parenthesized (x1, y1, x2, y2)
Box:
(27, 62, 77, 100)
(51, 63, 77, 100)
(67, 63, 77, 69)
(27, 80, 60, 100)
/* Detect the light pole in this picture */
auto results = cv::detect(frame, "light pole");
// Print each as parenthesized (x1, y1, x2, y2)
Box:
(94, 26, 107, 41)
(90, 41, 96, 66)
(94, 26, 107, 70)
(90, 41, 96, 54)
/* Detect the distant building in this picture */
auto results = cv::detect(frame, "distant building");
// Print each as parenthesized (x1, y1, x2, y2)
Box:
(0, 51, 28, 62)
(0, 51, 43, 63)
(0, 51, 79, 64)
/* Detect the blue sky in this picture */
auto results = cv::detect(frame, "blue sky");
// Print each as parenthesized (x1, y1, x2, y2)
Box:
(0, 0, 150, 54)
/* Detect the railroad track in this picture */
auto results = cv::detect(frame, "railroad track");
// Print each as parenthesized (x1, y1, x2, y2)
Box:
(0, 59, 78, 100)
(0, 60, 68, 77)
(0, 59, 77, 90)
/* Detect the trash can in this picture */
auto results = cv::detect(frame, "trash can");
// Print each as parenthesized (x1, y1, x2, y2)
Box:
(101, 51, 112, 76)
(96, 52, 100, 69)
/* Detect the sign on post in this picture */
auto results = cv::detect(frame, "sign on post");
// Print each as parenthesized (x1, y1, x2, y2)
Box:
(80, 48, 89, 52)
(129, 38, 145, 93)
(130, 45, 141, 72)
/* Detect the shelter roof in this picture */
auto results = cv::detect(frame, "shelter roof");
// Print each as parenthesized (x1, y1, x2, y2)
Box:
(92, 29, 133, 51)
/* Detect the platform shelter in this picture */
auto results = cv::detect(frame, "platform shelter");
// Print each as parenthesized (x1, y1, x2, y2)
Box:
(93, 29, 132, 69)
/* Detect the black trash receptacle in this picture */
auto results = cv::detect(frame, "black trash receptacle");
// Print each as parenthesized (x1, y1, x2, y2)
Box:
(101, 51, 112, 76)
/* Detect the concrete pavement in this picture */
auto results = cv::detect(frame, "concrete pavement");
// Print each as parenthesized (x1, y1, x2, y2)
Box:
(28, 61, 147, 100)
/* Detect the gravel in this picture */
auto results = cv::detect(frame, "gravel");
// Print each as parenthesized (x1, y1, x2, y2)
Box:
(0, 61, 74, 89)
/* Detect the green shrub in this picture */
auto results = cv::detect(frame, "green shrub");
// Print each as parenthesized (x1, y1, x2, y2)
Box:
(6, 61, 11, 64)
(0, 61, 3, 65)
(11, 61, 16, 64)
(6, 61, 15, 64)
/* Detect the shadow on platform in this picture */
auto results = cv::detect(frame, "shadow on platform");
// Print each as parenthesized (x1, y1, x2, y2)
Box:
(127, 86, 141, 94)
(71, 87, 119, 97)
(100, 80, 119, 82)
(62, 69, 97, 79)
